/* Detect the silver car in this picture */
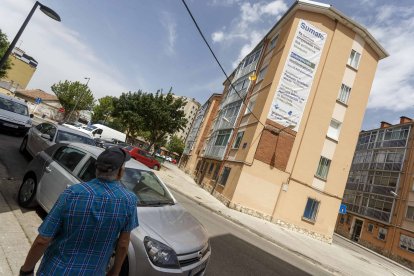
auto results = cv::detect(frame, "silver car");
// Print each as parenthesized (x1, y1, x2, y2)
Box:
(18, 143, 210, 275)
(19, 122, 95, 157)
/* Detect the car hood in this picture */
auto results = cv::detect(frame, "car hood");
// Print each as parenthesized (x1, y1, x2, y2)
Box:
(134, 204, 209, 254)
(0, 109, 31, 126)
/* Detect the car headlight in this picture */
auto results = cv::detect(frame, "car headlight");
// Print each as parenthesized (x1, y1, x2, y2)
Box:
(144, 236, 179, 268)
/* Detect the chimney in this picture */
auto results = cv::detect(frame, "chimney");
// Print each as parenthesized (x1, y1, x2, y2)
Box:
(380, 121, 391, 129)
(400, 116, 412, 124)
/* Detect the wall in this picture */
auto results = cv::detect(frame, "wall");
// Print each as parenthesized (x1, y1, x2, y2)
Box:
(2, 55, 36, 90)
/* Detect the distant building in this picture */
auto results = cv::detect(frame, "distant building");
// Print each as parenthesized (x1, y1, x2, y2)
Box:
(172, 95, 201, 141)
(15, 89, 62, 120)
(180, 0, 388, 242)
(336, 117, 414, 269)
(179, 93, 222, 175)
(0, 47, 38, 90)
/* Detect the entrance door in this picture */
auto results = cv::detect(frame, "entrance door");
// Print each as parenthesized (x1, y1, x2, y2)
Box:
(351, 219, 363, 242)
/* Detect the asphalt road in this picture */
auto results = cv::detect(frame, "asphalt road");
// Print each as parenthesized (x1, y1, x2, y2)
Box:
(0, 131, 330, 275)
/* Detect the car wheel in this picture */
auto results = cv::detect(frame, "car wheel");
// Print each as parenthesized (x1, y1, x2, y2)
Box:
(18, 175, 38, 208)
(19, 136, 28, 154)
(153, 165, 160, 171)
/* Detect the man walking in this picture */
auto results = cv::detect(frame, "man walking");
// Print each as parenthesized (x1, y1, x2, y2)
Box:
(20, 147, 138, 275)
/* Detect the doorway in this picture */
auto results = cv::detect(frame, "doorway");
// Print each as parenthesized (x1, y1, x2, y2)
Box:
(351, 219, 363, 242)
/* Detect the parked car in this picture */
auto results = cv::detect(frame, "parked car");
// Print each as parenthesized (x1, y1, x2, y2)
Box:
(124, 146, 161, 170)
(19, 122, 95, 157)
(0, 93, 33, 135)
(18, 143, 210, 276)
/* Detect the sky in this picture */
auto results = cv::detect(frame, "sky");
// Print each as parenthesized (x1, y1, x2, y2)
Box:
(0, 0, 413, 130)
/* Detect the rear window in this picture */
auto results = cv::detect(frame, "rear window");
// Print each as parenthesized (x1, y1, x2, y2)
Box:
(0, 97, 28, 116)
(56, 131, 95, 145)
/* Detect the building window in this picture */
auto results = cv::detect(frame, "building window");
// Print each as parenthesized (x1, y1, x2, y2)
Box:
(245, 95, 257, 115)
(315, 156, 331, 180)
(327, 119, 342, 140)
(257, 66, 268, 82)
(400, 234, 414, 253)
(269, 35, 279, 50)
(219, 167, 231, 186)
(348, 49, 361, 69)
(378, 227, 387, 240)
(208, 163, 215, 174)
(215, 130, 231, 146)
(367, 223, 374, 233)
(406, 206, 414, 220)
(213, 165, 220, 180)
(233, 131, 244, 149)
(338, 84, 351, 105)
(303, 198, 319, 222)
(340, 215, 345, 224)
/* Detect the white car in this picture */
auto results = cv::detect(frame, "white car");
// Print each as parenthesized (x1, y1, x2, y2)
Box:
(18, 143, 210, 275)
(0, 93, 33, 135)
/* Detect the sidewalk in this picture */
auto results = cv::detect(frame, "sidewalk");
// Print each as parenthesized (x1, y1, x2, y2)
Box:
(156, 162, 414, 276)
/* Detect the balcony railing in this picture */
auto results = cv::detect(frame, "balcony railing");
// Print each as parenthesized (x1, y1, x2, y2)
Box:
(203, 144, 227, 160)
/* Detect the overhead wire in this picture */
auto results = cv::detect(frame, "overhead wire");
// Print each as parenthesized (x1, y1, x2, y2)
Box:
(180, 0, 267, 129)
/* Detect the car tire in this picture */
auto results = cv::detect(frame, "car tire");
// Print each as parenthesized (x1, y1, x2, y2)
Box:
(19, 136, 28, 154)
(153, 165, 160, 171)
(18, 174, 38, 208)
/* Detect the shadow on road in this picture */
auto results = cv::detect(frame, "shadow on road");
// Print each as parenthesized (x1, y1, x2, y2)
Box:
(207, 233, 311, 276)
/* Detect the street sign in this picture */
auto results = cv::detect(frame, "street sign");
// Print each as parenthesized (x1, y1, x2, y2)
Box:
(58, 107, 65, 113)
(35, 97, 42, 104)
(339, 204, 347, 214)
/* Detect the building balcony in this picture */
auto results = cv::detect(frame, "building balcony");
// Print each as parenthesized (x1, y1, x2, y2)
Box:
(203, 144, 227, 160)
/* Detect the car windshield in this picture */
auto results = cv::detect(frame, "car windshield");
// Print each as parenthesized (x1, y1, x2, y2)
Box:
(0, 97, 28, 116)
(120, 168, 174, 206)
(83, 125, 97, 131)
(56, 131, 95, 145)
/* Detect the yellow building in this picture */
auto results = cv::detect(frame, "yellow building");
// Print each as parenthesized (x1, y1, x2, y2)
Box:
(186, 0, 388, 242)
(0, 47, 37, 90)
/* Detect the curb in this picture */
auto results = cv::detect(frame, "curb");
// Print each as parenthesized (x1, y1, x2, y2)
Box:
(166, 184, 343, 275)
(333, 233, 414, 274)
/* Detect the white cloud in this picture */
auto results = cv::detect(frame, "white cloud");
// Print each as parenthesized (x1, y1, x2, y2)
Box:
(208, 0, 242, 7)
(0, 0, 131, 100)
(211, 0, 288, 67)
(160, 11, 177, 56)
(366, 5, 414, 112)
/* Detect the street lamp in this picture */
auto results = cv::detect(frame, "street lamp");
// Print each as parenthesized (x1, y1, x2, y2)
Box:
(0, 1, 61, 70)
(66, 77, 91, 122)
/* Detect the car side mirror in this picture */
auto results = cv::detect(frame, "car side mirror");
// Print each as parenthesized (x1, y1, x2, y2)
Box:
(41, 133, 52, 141)
(29, 114, 34, 118)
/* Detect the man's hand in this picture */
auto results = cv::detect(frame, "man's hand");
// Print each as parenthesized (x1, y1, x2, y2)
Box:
(107, 232, 131, 275)
(21, 235, 52, 274)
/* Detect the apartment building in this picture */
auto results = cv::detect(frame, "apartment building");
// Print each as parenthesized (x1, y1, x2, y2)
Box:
(336, 117, 414, 268)
(191, 0, 388, 241)
(0, 47, 38, 90)
(180, 93, 222, 176)
(172, 95, 201, 142)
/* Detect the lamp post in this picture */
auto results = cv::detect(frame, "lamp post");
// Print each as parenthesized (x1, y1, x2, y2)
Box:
(66, 77, 90, 123)
(0, 1, 60, 70)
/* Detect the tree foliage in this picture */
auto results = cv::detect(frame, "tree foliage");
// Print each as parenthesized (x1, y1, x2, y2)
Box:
(112, 90, 187, 148)
(0, 29, 12, 79)
(92, 96, 115, 123)
(51, 80, 95, 121)
(167, 135, 185, 156)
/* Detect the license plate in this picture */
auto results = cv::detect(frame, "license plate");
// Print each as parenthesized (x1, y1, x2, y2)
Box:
(190, 261, 207, 276)
(3, 122, 18, 128)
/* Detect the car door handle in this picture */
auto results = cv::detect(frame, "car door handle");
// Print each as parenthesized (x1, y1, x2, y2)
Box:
(45, 166, 52, 173)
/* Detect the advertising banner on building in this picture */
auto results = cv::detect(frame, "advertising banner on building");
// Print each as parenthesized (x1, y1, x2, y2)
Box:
(267, 19, 327, 131)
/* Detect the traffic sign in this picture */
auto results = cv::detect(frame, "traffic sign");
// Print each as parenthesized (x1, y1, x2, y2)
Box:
(35, 97, 42, 104)
(339, 204, 347, 214)
(58, 107, 65, 113)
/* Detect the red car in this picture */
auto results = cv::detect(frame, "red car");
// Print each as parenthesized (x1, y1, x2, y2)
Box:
(124, 146, 161, 170)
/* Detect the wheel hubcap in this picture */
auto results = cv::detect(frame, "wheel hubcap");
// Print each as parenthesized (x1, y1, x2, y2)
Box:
(20, 178, 35, 202)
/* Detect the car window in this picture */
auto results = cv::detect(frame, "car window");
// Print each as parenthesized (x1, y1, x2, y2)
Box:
(78, 158, 96, 182)
(138, 150, 151, 158)
(56, 131, 95, 145)
(125, 146, 134, 151)
(0, 97, 28, 115)
(40, 123, 53, 135)
(53, 146, 86, 172)
(35, 123, 44, 132)
(120, 168, 173, 206)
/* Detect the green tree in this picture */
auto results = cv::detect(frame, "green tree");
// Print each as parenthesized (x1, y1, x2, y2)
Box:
(51, 80, 95, 122)
(0, 29, 12, 79)
(167, 135, 185, 156)
(112, 90, 187, 148)
(92, 96, 115, 123)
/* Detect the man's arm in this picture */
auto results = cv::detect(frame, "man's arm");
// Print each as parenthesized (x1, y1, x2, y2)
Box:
(107, 232, 131, 276)
(20, 235, 52, 273)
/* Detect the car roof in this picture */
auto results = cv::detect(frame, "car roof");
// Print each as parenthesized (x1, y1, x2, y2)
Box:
(68, 143, 152, 171)
(0, 93, 28, 105)
(53, 124, 93, 138)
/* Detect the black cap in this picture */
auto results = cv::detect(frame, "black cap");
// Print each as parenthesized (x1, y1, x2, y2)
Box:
(96, 147, 131, 172)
